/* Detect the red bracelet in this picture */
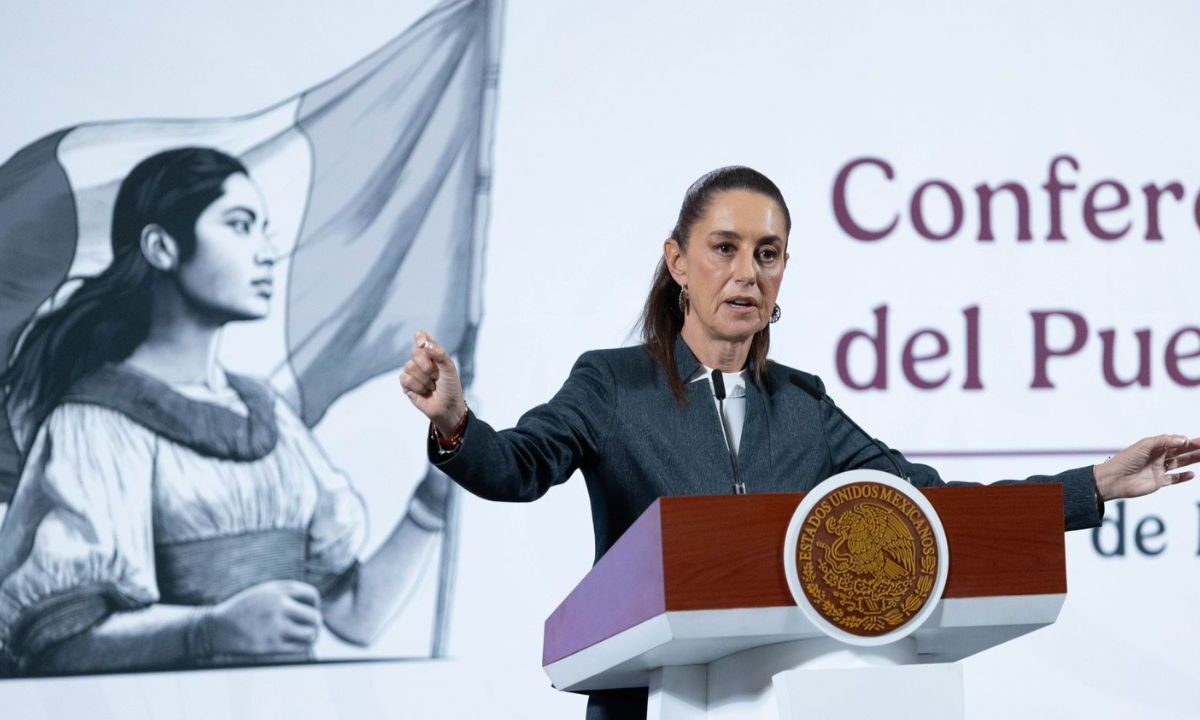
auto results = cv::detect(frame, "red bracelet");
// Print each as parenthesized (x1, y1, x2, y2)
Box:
(433, 409, 469, 450)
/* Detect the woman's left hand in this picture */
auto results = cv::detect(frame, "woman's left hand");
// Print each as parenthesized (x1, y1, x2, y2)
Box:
(1094, 434, 1200, 502)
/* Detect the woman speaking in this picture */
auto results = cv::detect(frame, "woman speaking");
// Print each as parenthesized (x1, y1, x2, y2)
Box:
(401, 166, 1198, 719)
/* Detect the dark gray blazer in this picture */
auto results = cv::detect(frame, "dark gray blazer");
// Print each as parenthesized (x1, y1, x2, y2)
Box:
(435, 336, 1102, 563)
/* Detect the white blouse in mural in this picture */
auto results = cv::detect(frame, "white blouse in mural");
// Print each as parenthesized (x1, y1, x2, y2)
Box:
(0, 373, 366, 662)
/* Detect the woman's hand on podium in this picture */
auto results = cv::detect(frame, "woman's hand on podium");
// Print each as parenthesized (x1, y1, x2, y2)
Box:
(401, 331, 467, 436)
(1093, 434, 1200, 502)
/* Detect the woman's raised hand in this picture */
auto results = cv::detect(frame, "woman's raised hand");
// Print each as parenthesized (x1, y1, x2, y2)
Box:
(401, 331, 466, 435)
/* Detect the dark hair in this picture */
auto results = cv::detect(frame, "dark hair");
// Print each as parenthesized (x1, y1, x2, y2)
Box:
(640, 166, 792, 402)
(2, 146, 247, 442)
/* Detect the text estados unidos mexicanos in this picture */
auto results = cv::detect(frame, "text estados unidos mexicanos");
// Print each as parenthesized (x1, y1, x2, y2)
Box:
(799, 484, 934, 559)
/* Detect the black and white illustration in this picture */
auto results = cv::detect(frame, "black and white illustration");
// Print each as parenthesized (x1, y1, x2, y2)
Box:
(0, 0, 500, 676)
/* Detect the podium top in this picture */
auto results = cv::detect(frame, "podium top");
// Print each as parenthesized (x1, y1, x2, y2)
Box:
(543, 484, 1065, 668)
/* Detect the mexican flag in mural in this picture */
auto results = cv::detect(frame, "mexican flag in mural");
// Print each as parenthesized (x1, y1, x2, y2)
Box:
(0, 0, 500, 500)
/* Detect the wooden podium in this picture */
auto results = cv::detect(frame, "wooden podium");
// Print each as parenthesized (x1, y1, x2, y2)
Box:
(542, 478, 1067, 719)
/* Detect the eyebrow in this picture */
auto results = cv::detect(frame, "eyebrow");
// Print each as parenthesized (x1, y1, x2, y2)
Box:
(708, 230, 741, 241)
(223, 206, 258, 223)
(708, 230, 784, 245)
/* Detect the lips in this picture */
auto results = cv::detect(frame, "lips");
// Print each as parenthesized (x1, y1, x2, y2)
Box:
(724, 296, 759, 309)
(251, 278, 274, 297)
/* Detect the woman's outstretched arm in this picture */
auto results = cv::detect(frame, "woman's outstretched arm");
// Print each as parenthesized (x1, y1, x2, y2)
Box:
(814, 374, 1199, 529)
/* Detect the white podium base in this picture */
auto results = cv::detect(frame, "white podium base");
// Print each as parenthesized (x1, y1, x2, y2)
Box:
(647, 638, 964, 720)
(774, 664, 964, 720)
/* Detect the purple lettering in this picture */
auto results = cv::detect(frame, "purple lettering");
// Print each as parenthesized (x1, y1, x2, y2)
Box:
(975, 182, 1032, 241)
(1042, 155, 1078, 241)
(910, 180, 964, 241)
(1031, 310, 1088, 389)
(832, 157, 899, 241)
(1099, 328, 1151, 387)
(836, 305, 888, 390)
(902, 329, 950, 390)
(1142, 182, 1183, 241)
(1084, 180, 1132, 240)
(1166, 327, 1200, 387)
(963, 305, 983, 390)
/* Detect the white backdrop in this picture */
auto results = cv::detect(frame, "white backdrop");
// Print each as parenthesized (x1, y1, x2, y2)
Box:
(1, 1, 1198, 718)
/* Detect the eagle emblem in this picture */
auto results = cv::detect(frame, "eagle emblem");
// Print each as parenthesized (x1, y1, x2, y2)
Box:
(824, 502, 916, 581)
(793, 481, 941, 636)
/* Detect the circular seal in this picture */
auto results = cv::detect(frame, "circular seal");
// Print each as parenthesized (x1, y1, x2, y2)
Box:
(783, 470, 949, 646)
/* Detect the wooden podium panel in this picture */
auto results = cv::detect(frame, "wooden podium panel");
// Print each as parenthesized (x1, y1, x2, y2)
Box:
(544, 485, 1065, 669)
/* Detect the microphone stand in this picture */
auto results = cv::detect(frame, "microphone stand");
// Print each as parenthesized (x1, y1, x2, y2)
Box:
(711, 372, 746, 494)
(790, 373, 909, 482)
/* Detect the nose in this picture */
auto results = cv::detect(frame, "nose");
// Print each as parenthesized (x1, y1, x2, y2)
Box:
(733, 246, 756, 284)
(256, 234, 279, 266)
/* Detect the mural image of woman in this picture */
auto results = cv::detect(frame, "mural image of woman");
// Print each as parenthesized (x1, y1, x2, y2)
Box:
(0, 147, 448, 674)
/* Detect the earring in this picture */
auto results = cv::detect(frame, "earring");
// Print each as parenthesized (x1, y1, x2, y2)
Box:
(678, 286, 690, 315)
(770, 304, 781, 323)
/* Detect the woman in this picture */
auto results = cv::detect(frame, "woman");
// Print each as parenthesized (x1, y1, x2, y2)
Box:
(402, 166, 1199, 719)
(0, 147, 445, 674)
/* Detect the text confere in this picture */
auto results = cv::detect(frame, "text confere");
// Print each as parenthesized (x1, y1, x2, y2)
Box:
(832, 155, 1200, 243)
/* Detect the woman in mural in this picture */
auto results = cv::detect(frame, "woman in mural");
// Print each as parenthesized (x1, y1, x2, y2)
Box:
(0, 147, 446, 674)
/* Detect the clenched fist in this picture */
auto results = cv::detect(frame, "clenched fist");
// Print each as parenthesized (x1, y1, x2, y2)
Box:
(401, 331, 467, 435)
(207, 580, 322, 656)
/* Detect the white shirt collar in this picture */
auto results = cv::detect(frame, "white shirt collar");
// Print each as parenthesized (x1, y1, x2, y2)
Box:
(686, 365, 748, 399)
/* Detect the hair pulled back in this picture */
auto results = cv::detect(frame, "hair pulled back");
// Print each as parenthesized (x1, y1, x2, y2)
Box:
(640, 166, 791, 402)
(2, 146, 247, 445)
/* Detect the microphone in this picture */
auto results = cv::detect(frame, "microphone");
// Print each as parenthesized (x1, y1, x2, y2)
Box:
(710, 372, 746, 494)
(710, 370, 725, 400)
(790, 373, 909, 482)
